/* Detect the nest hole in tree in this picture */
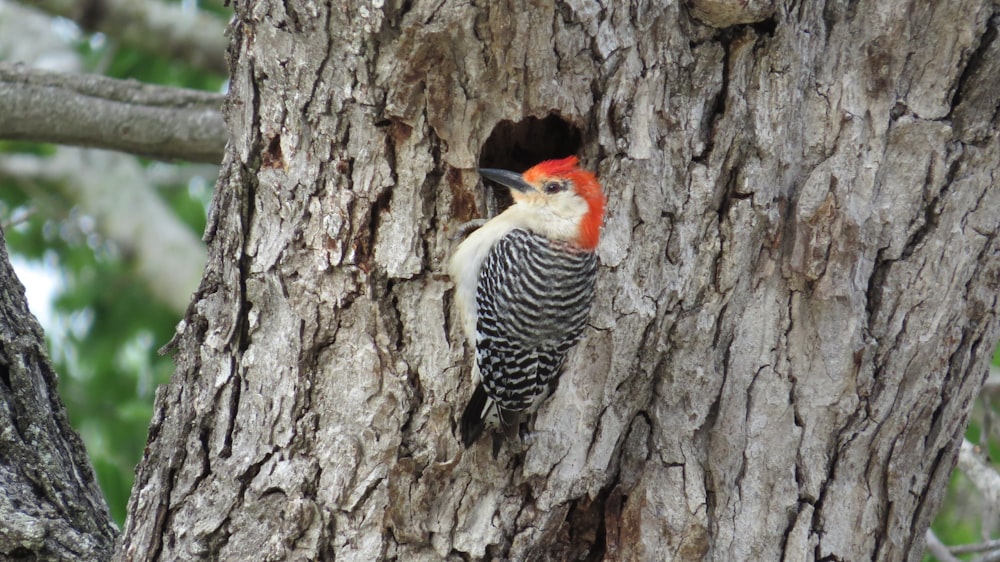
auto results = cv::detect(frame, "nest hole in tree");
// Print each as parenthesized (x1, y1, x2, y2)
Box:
(477, 114, 583, 211)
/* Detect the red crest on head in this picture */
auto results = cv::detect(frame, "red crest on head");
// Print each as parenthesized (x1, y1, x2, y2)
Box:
(523, 156, 582, 179)
(522, 156, 606, 250)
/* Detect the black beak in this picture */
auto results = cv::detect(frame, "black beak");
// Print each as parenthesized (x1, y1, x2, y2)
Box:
(478, 168, 533, 193)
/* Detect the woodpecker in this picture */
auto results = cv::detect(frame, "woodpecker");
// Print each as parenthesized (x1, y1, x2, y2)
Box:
(449, 156, 606, 451)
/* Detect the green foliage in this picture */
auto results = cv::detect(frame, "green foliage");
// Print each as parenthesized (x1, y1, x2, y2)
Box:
(0, 140, 57, 156)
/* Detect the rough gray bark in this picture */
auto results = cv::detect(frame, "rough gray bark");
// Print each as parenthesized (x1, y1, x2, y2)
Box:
(117, 1, 1000, 561)
(0, 229, 117, 560)
(0, 64, 226, 164)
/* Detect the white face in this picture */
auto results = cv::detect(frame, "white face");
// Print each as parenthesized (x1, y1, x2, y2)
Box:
(507, 181, 589, 243)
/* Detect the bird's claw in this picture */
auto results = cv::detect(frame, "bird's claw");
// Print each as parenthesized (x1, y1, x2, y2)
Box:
(450, 218, 487, 240)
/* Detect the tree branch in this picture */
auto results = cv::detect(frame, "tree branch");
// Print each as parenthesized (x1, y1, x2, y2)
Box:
(26, 0, 229, 76)
(0, 63, 227, 164)
(959, 439, 1000, 508)
(925, 529, 963, 562)
(951, 538, 1000, 555)
(0, 228, 117, 560)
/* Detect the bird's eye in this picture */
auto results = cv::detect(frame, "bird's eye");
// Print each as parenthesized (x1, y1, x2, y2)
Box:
(543, 181, 565, 194)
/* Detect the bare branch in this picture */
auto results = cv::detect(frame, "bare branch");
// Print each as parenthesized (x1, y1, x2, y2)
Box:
(925, 529, 963, 562)
(0, 63, 227, 163)
(975, 551, 1000, 562)
(951, 538, 1000, 555)
(26, 0, 229, 76)
(959, 440, 1000, 510)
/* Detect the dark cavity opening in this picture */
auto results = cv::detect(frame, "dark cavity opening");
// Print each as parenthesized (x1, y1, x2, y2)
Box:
(477, 114, 583, 211)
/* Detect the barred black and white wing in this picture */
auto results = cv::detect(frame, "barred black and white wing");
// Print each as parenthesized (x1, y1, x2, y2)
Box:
(460, 228, 597, 447)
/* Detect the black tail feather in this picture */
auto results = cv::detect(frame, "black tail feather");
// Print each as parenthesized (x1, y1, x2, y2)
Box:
(460, 384, 489, 447)
(461, 384, 527, 458)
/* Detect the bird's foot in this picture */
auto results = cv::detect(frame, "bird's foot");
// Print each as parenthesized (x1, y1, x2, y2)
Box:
(450, 218, 487, 240)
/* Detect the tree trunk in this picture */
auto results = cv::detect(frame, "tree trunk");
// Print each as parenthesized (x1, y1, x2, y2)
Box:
(0, 230, 117, 560)
(117, 1, 1000, 561)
